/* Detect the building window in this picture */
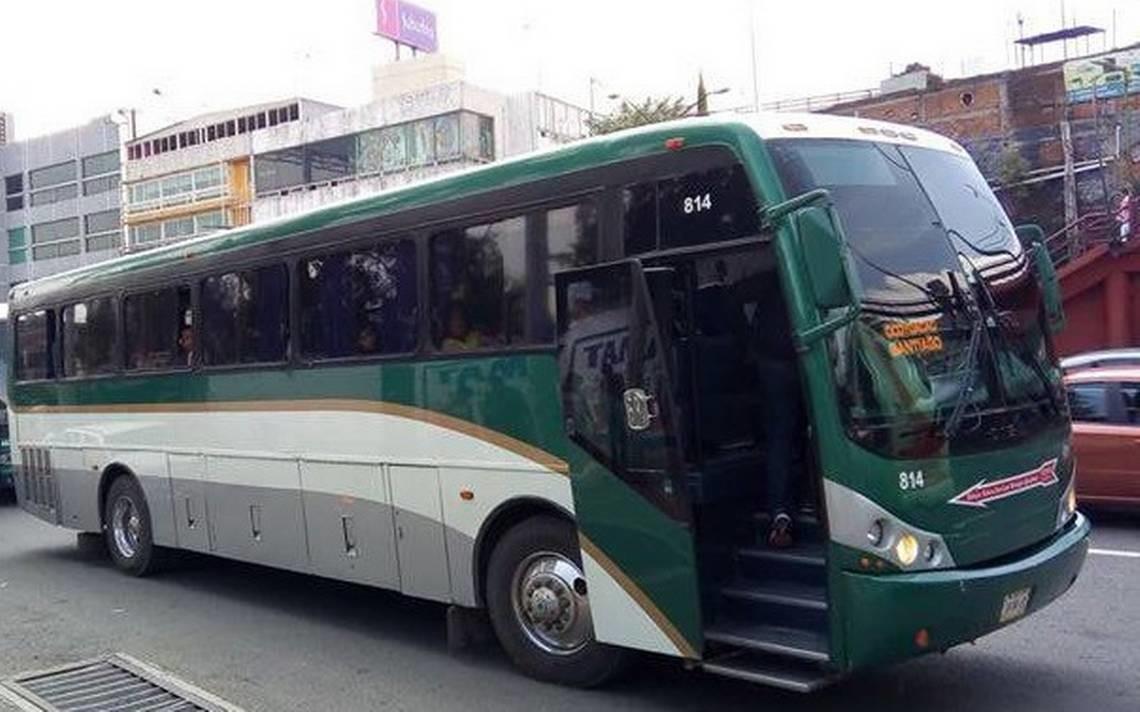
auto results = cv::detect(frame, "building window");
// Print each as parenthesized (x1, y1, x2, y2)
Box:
(61, 297, 117, 377)
(6, 196, 22, 212)
(5, 173, 23, 195)
(299, 239, 418, 359)
(15, 309, 55, 381)
(478, 115, 495, 160)
(31, 217, 81, 260)
(289, 103, 299, 121)
(30, 183, 78, 207)
(124, 285, 192, 370)
(8, 227, 27, 265)
(82, 150, 119, 177)
(200, 264, 289, 365)
(308, 135, 355, 183)
(255, 148, 305, 193)
(83, 173, 120, 196)
(431, 216, 528, 351)
(32, 217, 80, 244)
(85, 209, 121, 236)
(130, 222, 162, 245)
(29, 161, 76, 190)
(195, 210, 227, 232)
(163, 216, 195, 239)
(32, 241, 81, 260)
(86, 233, 121, 252)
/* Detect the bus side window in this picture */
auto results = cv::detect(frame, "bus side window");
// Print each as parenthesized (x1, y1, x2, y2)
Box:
(201, 265, 288, 366)
(298, 239, 417, 359)
(622, 182, 657, 255)
(61, 297, 117, 377)
(533, 202, 598, 344)
(657, 164, 759, 248)
(124, 285, 192, 370)
(430, 217, 527, 351)
(14, 309, 55, 381)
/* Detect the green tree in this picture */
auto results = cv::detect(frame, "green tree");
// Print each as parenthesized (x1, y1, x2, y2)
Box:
(587, 96, 689, 136)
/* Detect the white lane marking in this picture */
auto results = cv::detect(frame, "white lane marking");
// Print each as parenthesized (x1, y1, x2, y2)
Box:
(1090, 547, 1140, 559)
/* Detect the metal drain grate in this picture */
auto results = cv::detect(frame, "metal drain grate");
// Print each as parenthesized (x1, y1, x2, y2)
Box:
(0, 654, 242, 712)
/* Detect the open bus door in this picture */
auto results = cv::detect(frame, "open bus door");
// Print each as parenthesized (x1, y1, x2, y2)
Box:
(555, 260, 703, 659)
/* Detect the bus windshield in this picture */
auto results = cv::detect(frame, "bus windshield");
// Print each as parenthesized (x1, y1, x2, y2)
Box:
(768, 138, 1065, 458)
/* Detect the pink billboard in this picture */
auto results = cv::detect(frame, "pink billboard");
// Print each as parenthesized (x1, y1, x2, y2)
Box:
(376, 0, 438, 53)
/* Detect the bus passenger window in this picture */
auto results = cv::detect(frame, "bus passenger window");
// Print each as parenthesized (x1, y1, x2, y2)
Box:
(298, 239, 417, 359)
(431, 216, 527, 351)
(61, 297, 116, 377)
(124, 286, 192, 370)
(657, 164, 759, 248)
(201, 265, 288, 366)
(535, 203, 598, 343)
(14, 309, 55, 381)
(622, 182, 657, 255)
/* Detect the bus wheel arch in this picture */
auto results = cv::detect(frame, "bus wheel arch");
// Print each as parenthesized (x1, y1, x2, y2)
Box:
(473, 496, 574, 608)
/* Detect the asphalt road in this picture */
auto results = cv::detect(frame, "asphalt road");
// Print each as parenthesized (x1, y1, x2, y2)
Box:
(1, 496, 1137, 712)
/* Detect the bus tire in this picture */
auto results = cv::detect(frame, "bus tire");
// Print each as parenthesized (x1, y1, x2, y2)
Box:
(103, 475, 163, 577)
(486, 515, 626, 687)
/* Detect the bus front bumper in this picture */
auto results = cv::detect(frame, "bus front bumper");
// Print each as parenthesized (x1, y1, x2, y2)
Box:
(839, 511, 1090, 670)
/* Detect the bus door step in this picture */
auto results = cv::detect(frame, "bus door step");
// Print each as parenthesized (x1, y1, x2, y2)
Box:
(700, 650, 838, 693)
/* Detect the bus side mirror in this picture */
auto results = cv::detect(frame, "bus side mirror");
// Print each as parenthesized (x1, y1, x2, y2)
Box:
(795, 205, 854, 310)
(1029, 240, 1066, 335)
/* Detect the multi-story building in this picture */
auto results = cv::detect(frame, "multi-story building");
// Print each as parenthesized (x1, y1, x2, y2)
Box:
(121, 99, 342, 251)
(0, 112, 12, 145)
(251, 55, 591, 222)
(0, 115, 122, 297)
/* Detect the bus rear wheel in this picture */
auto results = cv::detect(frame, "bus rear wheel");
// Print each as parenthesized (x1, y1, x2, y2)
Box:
(103, 476, 162, 576)
(486, 515, 626, 687)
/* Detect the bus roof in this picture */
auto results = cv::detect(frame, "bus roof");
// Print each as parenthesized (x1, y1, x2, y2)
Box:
(9, 112, 963, 310)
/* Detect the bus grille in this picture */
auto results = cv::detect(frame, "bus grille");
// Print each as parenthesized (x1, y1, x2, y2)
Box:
(18, 446, 57, 513)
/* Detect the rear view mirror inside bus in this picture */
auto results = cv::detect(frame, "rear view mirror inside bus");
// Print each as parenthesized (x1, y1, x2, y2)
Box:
(795, 205, 854, 310)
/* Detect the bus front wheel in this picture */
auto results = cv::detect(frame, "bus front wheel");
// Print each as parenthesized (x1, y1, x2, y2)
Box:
(486, 515, 626, 687)
(103, 476, 163, 576)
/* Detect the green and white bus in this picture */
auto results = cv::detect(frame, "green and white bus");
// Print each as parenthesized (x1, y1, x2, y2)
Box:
(10, 113, 1089, 692)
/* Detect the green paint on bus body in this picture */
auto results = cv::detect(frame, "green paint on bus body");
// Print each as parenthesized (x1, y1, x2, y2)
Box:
(10, 353, 704, 652)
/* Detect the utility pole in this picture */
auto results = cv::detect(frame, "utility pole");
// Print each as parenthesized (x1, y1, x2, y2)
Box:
(749, 7, 760, 112)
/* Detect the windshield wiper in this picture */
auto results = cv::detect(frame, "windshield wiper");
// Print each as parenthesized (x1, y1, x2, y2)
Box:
(954, 245, 1062, 419)
(941, 310, 984, 438)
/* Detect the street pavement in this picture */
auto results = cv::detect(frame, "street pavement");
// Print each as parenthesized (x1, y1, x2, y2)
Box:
(0, 496, 1137, 712)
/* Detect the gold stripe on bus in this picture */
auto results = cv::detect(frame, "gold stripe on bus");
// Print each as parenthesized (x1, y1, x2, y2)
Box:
(578, 534, 699, 660)
(13, 399, 570, 476)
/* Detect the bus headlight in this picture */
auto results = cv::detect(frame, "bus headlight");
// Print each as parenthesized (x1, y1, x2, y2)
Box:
(895, 533, 920, 566)
(825, 480, 957, 572)
(1057, 464, 1077, 528)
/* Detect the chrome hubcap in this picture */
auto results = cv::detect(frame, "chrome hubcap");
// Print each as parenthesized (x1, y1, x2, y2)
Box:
(511, 552, 592, 655)
(111, 496, 141, 559)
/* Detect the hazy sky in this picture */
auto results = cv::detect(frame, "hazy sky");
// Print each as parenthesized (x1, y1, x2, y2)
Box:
(1, 0, 1137, 140)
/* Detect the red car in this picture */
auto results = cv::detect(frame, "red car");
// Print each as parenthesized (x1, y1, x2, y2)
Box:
(1064, 366, 1140, 510)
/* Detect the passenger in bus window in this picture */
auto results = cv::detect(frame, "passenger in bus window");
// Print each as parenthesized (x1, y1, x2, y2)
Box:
(442, 304, 479, 351)
(178, 326, 194, 366)
(356, 323, 380, 354)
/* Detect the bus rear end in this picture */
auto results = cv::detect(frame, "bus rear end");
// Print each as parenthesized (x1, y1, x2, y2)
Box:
(758, 117, 1089, 670)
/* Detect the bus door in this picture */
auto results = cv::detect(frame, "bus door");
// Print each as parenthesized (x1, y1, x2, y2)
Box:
(555, 260, 703, 659)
